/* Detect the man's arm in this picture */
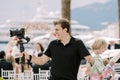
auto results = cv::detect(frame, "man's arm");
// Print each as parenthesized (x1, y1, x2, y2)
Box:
(84, 55, 95, 66)
(25, 53, 50, 65)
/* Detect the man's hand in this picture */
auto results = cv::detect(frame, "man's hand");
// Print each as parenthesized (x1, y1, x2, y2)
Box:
(84, 55, 95, 66)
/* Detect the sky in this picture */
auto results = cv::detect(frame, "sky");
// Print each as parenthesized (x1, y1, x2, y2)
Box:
(0, 0, 112, 23)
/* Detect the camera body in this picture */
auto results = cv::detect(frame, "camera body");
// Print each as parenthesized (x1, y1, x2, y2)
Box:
(10, 28, 25, 39)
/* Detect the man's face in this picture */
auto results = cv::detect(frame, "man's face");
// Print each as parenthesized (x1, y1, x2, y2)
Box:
(53, 24, 67, 39)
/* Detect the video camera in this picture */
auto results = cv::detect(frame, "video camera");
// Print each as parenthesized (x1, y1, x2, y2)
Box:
(10, 28, 30, 43)
(10, 28, 25, 39)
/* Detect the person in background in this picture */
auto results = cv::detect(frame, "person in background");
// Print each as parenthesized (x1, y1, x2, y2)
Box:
(6, 55, 20, 73)
(32, 42, 44, 57)
(89, 38, 115, 80)
(108, 40, 120, 63)
(32, 42, 51, 73)
(108, 40, 120, 50)
(5, 36, 19, 56)
(0, 50, 13, 78)
(5, 36, 20, 64)
(23, 18, 94, 80)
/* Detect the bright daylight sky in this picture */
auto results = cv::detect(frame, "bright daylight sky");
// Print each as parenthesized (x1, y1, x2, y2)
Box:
(0, 0, 112, 23)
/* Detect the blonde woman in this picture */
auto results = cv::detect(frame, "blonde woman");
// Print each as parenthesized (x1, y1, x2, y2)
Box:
(7, 55, 32, 71)
(5, 36, 19, 56)
(6, 55, 20, 73)
(89, 38, 115, 80)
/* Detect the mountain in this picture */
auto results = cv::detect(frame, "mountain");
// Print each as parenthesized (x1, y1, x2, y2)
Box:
(71, 0, 118, 30)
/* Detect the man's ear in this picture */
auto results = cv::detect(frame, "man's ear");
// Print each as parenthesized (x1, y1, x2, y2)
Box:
(64, 28, 67, 32)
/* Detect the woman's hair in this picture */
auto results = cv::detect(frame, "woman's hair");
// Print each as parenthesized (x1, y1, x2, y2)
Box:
(5, 37, 18, 54)
(91, 38, 107, 50)
(53, 18, 71, 34)
(35, 42, 44, 52)
(6, 55, 16, 67)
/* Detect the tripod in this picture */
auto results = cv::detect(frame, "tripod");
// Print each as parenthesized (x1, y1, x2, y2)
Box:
(18, 39, 25, 72)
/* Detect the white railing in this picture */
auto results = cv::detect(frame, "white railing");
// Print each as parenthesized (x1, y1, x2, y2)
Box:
(113, 63, 120, 80)
(39, 68, 50, 80)
(17, 69, 33, 80)
(78, 75, 89, 80)
(114, 63, 120, 74)
(1, 69, 15, 80)
(1, 68, 50, 80)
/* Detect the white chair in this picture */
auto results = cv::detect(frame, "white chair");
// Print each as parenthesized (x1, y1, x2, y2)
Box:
(33, 73, 40, 80)
(113, 63, 120, 80)
(77, 65, 89, 80)
(114, 63, 120, 74)
(17, 69, 33, 80)
(38, 68, 50, 80)
(1, 69, 15, 80)
(78, 75, 89, 80)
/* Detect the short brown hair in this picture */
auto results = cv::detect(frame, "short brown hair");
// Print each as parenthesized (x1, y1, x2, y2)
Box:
(54, 18, 71, 34)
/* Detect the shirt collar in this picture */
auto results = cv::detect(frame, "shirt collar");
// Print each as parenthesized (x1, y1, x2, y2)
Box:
(57, 36, 75, 44)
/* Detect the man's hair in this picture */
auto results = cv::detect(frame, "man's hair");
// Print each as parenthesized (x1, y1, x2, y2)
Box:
(53, 18, 71, 34)
(0, 50, 6, 59)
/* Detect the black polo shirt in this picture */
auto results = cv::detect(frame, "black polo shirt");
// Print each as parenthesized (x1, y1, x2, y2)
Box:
(44, 37, 90, 80)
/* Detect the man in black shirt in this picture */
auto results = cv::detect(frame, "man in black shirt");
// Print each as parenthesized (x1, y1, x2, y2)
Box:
(24, 19, 94, 80)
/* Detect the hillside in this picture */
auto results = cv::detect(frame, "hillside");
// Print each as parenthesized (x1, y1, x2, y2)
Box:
(71, 0, 118, 30)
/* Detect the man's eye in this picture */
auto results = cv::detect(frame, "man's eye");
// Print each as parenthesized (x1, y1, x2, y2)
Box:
(55, 29, 59, 31)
